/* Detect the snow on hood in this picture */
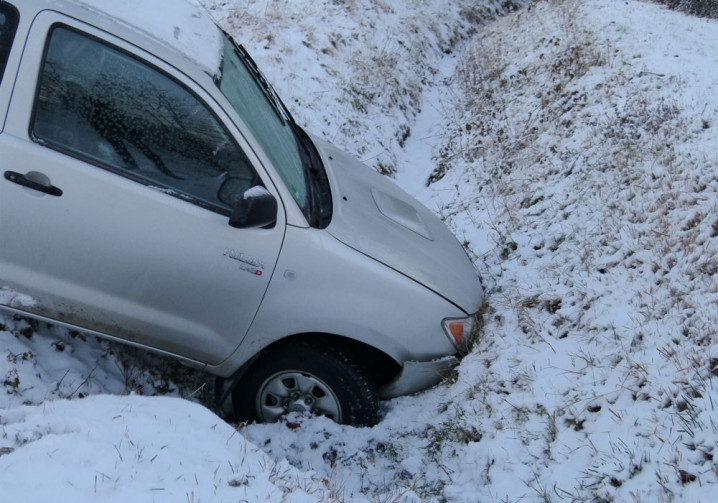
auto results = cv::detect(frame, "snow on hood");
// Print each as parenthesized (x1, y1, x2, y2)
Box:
(75, 0, 223, 74)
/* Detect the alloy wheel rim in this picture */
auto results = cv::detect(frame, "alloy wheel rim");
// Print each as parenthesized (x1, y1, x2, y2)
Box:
(257, 371, 342, 423)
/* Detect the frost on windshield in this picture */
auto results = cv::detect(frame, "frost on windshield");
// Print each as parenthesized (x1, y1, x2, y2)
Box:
(217, 36, 309, 211)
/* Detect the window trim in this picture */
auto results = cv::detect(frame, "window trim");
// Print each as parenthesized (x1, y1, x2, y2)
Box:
(29, 22, 259, 217)
(0, 2, 20, 83)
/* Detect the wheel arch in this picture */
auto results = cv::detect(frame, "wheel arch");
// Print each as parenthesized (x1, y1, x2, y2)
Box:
(270, 332, 402, 385)
(214, 331, 402, 412)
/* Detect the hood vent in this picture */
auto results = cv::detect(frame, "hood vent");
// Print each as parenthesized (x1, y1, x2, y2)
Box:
(371, 188, 433, 241)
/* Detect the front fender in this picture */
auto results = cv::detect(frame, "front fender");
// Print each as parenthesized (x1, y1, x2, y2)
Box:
(207, 226, 464, 377)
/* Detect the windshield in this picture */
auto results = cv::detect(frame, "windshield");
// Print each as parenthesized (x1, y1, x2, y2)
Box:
(216, 34, 310, 212)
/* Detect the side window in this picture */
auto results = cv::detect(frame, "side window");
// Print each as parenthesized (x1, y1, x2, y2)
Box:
(0, 3, 19, 83)
(32, 26, 258, 212)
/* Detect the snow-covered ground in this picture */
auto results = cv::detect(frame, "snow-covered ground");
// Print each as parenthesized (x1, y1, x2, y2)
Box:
(2, 0, 718, 501)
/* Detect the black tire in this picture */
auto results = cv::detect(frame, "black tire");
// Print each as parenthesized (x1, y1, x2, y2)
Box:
(232, 343, 379, 426)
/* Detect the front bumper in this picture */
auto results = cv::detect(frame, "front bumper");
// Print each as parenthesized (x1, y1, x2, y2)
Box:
(378, 355, 458, 399)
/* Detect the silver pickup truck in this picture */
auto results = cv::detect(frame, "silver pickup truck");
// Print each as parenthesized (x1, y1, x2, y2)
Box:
(0, 0, 483, 425)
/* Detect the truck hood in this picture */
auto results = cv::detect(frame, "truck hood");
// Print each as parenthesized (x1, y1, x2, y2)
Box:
(313, 138, 483, 314)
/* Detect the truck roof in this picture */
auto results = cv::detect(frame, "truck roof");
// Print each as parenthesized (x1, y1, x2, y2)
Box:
(18, 0, 224, 76)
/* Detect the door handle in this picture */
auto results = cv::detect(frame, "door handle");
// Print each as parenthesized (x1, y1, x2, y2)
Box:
(4, 171, 63, 197)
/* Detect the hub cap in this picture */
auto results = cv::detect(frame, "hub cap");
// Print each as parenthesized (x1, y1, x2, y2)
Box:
(257, 371, 342, 423)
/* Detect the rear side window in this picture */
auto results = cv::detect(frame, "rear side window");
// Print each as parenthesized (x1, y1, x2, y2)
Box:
(32, 26, 259, 213)
(0, 3, 19, 83)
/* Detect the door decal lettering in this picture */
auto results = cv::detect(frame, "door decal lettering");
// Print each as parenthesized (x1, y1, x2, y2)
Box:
(223, 249, 265, 276)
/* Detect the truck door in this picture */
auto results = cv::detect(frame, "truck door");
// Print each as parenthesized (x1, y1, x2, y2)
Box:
(0, 14, 285, 366)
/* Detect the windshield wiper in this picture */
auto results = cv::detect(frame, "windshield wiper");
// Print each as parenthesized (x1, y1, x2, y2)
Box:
(293, 126, 332, 228)
(218, 34, 332, 228)
(229, 39, 292, 126)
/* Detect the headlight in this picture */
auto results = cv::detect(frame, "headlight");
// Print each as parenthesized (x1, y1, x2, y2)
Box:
(442, 313, 479, 351)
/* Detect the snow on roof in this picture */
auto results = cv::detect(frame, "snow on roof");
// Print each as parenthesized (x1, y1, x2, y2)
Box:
(74, 0, 223, 73)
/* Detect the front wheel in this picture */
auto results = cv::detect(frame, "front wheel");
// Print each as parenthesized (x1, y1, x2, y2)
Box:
(232, 344, 379, 426)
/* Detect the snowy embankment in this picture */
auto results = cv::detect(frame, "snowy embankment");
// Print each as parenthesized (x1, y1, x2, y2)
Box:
(205, 0, 515, 176)
(240, 1, 718, 501)
(2, 0, 718, 502)
(404, 1, 718, 500)
(0, 395, 335, 502)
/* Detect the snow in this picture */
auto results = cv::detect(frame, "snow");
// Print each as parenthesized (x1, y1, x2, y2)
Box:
(0, 288, 35, 307)
(243, 185, 271, 198)
(0, 395, 338, 502)
(75, 0, 224, 73)
(2, 0, 718, 502)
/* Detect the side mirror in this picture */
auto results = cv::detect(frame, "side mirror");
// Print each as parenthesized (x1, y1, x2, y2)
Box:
(229, 186, 278, 229)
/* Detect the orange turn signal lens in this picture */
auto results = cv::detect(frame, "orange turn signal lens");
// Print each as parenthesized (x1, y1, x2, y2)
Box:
(448, 321, 465, 346)
(442, 315, 476, 350)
